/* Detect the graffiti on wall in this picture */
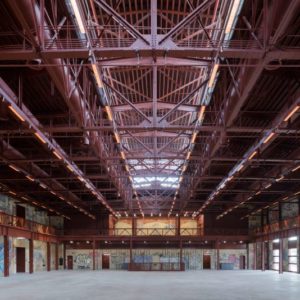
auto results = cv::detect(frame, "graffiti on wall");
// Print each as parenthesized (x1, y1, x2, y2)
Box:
(0, 241, 3, 275)
(74, 254, 92, 269)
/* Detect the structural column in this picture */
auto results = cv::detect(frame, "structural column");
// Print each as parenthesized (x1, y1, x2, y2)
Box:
(92, 239, 96, 270)
(262, 240, 265, 271)
(63, 242, 66, 269)
(254, 242, 257, 270)
(176, 216, 181, 236)
(55, 243, 59, 270)
(246, 242, 249, 269)
(4, 235, 9, 277)
(179, 240, 183, 271)
(29, 238, 34, 274)
(216, 241, 220, 270)
(132, 217, 137, 236)
(279, 237, 283, 274)
(47, 242, 51, 271)
(129, 239, 133, 270)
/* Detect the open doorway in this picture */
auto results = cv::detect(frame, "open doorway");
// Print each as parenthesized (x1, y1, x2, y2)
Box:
(67, 256, 73, 270)
(16, 247, 26, 273)
(203, 255, 211, 269)
(102, 254, 110, 269)
(239, 255, 246, 269)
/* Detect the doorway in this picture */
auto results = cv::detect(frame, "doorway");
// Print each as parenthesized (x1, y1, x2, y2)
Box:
(67, 256, 73, 270)
(16, 247, 26, 273)
(239, 255, 246, 269)
(102, 254, 110, 269)
(203, 255, 211, 269)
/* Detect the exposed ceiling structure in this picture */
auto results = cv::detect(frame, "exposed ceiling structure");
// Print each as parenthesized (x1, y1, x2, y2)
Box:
(0, 0, 299, 220)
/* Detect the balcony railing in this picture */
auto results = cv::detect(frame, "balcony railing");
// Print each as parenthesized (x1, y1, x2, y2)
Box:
(0, 211, 57, 235)
(251, 216, 300, 236)
(61, 227, 248, 237)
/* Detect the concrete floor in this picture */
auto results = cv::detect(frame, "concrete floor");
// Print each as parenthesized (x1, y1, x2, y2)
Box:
(0, 270, 300, 300)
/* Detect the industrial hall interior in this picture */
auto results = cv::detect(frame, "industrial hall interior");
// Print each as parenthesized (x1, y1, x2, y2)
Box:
(0, 0, 300, 299)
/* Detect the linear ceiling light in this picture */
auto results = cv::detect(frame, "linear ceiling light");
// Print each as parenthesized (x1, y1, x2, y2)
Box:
(34, 132, 47, 144)
(114, 132, 121, 143)
(70, 0, 86, 34)
(208, 64, 219, 88)
(191, 132, 197, 144)
(8, 105, 25, 122)
(186, 151, 191, 160)
(9, 164, 20, 172)
(225, 0, 241, 34)
(263, 132, 275, 144)
(292, 165, 300, 172)
(67, 164, 74, 172)
(53, 150, 62, 160)
(198, 105, 206, 122)
(284, 105, 300, 122)
(120, 151, 126, 160)
(91, 64, 103, 88)
(105, 106, 113, 121)
(26, 175, 34, 182)
(248, 150, 257, 160)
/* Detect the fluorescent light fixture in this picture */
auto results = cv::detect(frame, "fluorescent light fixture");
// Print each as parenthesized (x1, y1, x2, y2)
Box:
(8, 105, 25, 122)
(276, 176, 284, 182)
(114, 132, 121, 143)
(198, 105, 206, 122)
(120, 151, 126, 160)
(263, 132, 275, 144)
(26, 175, 34, 182)
(9, 164, 20, 172)
(34, 132, 47, 144)
(248, 150, 257, 160)
(67, 164, 74, 172)
(70, 0, 86, 34)
(40, 183, 47, 189)
(208, 64, 219, 88)
(292, 165, 300, 172)
(9, 191, 16, 195)
(91, 64, 103, 88)
(53, 150, 62, 160)
(227, 176, 233, 181)
(273, 239, 280, 243)
(288, 236, 298, 241)
(236, 164, 244, 172)
(191, 132, 197, 144)
(225, 0, 241, 34)
(186, 151, 191, 160)
(105, 106, 113, 121)
(284, 105, 299, 122)
(265, 183, 271, 189)
(77, 176, 84, 182)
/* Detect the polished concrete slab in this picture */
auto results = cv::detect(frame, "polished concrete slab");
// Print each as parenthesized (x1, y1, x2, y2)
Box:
(0, 270, 300, 300)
